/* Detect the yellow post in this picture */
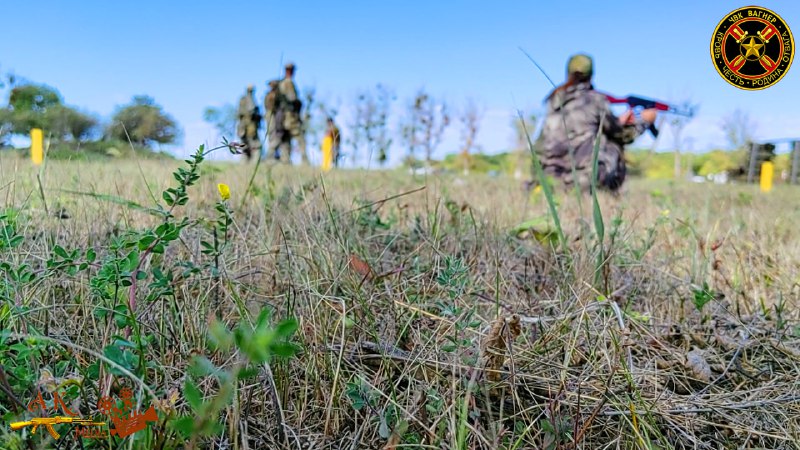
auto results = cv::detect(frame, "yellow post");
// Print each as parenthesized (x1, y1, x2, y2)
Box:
(760, 161, 774, 192)
(31, 128, 44, 165)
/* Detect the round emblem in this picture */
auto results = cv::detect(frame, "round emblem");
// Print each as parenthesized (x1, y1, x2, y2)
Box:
(711, 6, 794, 90)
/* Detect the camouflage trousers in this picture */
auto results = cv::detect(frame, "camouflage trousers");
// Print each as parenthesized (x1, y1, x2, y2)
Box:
(237, 122, 262, 161)
(537, 137, 626, 192)
(266, 113, 308, 164)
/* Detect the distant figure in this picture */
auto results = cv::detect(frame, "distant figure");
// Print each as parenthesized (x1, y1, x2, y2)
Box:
(532, 53, 658, 193)
(320, 116, 341, 171)
(236, 85, 262, 161)
(267, 62, 308, 165)
(326, 117, 342, 167)
(263, 79, 284, 161)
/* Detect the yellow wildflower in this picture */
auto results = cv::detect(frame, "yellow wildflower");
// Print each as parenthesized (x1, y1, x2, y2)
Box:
(217, 183, 231, 200)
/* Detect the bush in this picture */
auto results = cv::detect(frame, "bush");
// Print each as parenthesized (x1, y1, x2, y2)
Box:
(107, 96, 181, 148)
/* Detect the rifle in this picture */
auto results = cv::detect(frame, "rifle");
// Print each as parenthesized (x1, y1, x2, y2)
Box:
(10, 417, 106, 440)
(602, 94, 695, 138)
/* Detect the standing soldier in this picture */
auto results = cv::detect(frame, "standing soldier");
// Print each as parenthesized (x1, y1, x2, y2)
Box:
(236, 85, 262, 161)
(276, 62, 309, 165)
(263, 79, 284, 161)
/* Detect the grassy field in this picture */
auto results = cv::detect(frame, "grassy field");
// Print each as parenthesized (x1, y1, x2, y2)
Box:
(1, 147, 799, 449)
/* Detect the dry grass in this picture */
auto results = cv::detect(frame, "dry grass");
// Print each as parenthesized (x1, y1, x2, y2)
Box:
(1, 153, 799, 450)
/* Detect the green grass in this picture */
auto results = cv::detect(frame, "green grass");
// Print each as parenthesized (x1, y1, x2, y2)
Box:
(1, 151, 799, 449)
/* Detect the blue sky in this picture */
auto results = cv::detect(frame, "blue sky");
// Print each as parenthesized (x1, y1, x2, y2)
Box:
(2, 0, 799, 165)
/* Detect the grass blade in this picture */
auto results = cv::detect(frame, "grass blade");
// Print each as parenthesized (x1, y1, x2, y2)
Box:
(518, 110, 568, 255)
(57, 189, 168, 218)
(590, 117, 606, 291)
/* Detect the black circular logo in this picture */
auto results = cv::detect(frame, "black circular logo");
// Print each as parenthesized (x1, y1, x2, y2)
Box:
(711, 6, 794, 90)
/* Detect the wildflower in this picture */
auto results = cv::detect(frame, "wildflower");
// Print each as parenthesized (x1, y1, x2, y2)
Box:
(661, 209, 670, 217)
(217, 183, 231, 200)
(534, 185, 543, 194)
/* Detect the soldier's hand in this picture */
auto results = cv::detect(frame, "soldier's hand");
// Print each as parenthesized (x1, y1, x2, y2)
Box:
(618, 110, 635, 126)
(640, 108, 658, 124)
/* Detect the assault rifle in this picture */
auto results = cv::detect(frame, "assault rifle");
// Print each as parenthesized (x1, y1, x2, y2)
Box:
(602, 94, 696, 138)
(10, 416, 106, 440)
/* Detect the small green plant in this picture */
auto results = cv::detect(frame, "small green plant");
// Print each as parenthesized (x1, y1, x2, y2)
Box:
(692, 283, 716, 323)
(173, 308, 300, 445)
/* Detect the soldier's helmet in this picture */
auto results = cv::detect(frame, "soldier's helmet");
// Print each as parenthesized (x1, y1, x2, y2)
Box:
(247, 84, 255, 92)
(285, 62, 296, 70)
(268, 80, 279, 89)
(566, 54, 593, 77)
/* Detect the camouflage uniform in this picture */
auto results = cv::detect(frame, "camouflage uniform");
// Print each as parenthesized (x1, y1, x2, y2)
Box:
(264, 80, 284, 161)
(267, 63, 309, 164)
(533, 55, 647, 192)
(236, 86, 262, 160)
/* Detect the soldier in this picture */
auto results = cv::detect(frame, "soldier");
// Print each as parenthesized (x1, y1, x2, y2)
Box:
(263, 79, 284, 161)
(236, 85, 262, 161)
(531, 53, 658, 193)
(275, 62, 309, 164)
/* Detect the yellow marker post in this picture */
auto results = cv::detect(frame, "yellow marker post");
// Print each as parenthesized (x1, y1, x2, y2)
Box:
(760, 161, 774, 192)
(31, 128, 43, 165)
(321, 135, 333, 172)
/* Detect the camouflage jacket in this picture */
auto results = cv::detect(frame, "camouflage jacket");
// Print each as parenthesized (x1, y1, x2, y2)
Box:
(535, 82, 646, 160)
(278, 79, 302, 112)
(238, 94, 261, 124)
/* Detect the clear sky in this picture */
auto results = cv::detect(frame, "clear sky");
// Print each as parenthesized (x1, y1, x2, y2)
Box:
(2, 0, 799, 165)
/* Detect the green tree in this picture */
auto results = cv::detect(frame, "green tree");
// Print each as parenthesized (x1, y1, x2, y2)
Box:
(49, 105, 99, 143)
(0, 82, 98, 146)
(8, 83, 61, 113)
(108, 95, 180, 147)
(3, 83, 63, 135)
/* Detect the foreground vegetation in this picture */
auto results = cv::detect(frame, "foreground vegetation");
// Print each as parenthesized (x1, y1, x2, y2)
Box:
(1, 148, 799, 449)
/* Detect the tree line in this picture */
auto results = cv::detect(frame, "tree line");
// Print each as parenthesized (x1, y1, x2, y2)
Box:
(0, 67, 180, 155)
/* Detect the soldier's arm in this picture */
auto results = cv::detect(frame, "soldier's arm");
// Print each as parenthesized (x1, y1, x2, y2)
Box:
(599, 96, 646, 145)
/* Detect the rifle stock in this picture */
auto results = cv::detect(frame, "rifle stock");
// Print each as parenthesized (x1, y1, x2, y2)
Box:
(10, 420, 32, 431)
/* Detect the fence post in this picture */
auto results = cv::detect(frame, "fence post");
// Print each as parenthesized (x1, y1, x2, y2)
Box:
(760, 161, 774, 192)
(31, 128, 43, 165)
(791, 141, 800, 185)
